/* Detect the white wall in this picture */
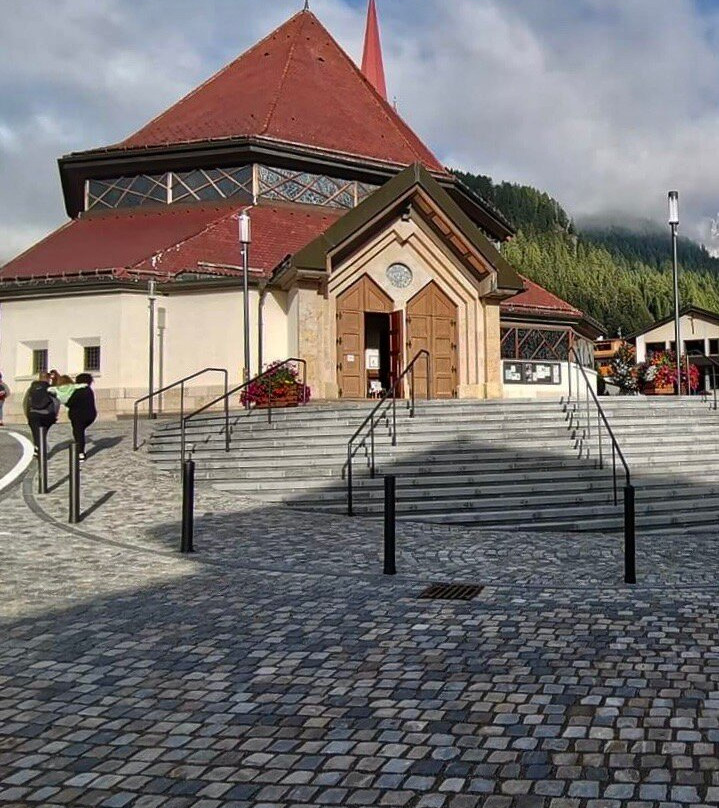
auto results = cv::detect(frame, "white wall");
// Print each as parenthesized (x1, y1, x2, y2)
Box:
(0, 286, 290, 420)
(501, 360, 597, 400)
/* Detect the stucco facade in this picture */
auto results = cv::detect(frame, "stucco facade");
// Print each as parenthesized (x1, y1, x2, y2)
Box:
(0, 286, 289, 420)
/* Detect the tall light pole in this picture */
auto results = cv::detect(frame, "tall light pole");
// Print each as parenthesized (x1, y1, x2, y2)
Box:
(148, 278, 157, 419)
(239, 211, 252, 385)
(668, 191, 681, 395)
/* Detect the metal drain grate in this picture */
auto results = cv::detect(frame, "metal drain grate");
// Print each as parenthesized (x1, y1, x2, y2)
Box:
(419, 582, 484, 601)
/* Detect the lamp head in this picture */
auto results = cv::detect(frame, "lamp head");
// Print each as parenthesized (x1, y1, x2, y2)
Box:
(239, 210, 252, 244)
(668, 191, 679, 225)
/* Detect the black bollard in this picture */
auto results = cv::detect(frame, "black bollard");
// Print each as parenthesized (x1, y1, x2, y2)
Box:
(624, 484, 636, 584)
(181, 459, 195, 554)
(383, 475, 396, 575)
(37, 427, 48, 495)
(69, 443, 80, 524)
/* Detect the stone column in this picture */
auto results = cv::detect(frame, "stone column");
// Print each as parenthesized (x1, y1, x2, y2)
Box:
(483, 303, 503, 399)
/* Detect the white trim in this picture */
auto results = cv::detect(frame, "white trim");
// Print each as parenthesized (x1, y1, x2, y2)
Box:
(0, 431, 34, 493)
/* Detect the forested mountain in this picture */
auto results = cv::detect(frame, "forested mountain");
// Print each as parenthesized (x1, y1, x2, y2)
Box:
(454, 170, 719, 335)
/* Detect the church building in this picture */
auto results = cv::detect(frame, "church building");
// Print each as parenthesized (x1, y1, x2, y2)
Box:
(0, 2, 600, 419)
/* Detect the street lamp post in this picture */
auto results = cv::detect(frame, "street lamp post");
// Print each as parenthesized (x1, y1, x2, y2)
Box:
(239, 211, 252, 388)
(148, 278, 157, 419)
(668, 191, 681, 395)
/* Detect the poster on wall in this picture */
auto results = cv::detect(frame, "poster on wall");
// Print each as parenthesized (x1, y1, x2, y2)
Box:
(503, 361, 562, 385)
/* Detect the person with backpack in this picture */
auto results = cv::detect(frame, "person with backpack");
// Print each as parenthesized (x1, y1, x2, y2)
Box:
(0, 373, 9, 426)
(23, 372, 60, 455)
(67, 373, 97, 462)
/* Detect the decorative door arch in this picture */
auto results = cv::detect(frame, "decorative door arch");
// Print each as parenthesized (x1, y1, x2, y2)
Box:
(336, 275, 393, 398)
(407, 281, 458, 399)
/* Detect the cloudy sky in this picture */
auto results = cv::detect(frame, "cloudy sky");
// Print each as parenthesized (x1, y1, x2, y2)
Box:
(2, 0, 719, 263)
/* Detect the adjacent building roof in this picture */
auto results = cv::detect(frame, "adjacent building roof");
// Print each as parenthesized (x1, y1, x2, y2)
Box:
(112, 10, 443, 174)
(0, 202, 341, 283)
(629, 305, 719, 340)
(500, 276, 583, 319)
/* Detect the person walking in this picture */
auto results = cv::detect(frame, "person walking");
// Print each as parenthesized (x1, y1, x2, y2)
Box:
(23, 373, 59, 454)
(0, 373, 9, 426)
(67, 373, 97, 462)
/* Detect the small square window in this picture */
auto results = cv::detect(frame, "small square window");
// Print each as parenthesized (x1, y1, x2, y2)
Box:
(32, 349, 48, 375)
(84, 346, 101, 372)
(710, 339, 719, 356)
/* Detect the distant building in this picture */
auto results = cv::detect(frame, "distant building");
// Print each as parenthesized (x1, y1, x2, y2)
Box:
(632, 306, 719, 391)
(0, 3, 600, 419)
(594, 337, 626, 377)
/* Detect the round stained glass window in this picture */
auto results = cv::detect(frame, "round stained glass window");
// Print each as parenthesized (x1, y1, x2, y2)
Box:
(386, 263, 413, 289)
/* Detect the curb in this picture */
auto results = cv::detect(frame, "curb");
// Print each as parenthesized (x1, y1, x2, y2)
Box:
(0, 431, 34, 493)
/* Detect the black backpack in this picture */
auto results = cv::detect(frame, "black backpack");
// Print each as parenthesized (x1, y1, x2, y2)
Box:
(29, 384, 57, 416)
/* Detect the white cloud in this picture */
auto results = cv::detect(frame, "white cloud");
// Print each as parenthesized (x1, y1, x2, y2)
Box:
(2, 0, 719, 262)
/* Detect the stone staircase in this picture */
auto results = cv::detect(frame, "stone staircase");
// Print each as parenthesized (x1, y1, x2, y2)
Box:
(147, 397, 719, 533)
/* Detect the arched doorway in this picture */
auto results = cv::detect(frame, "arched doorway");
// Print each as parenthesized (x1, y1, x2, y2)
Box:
(407, 281, 458, 399)
(336, 275, 395, 398)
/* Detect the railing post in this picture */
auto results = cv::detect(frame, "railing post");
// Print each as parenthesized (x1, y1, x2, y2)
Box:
(410, 368, 416, 418)
(181, 459, 195, 554)
(384, 475, 397, 575)
(347, 444, 353, 517)
(612, 443, 617, 505)
(180, 415, 186, 467)
(69, 443, 80, 524)
(370, 419, 376, 478)
(426, 352, 431, 401)
(133, 404, 139, 451)
(268, 379, 272, 425)
(224, 371, 230, 453)
(624, 484, 636, 584)
(37, 427, 48, 495)
(392, 390, 397, 447)
(597, 408, 603, 469)
(568, 359, 572, 400)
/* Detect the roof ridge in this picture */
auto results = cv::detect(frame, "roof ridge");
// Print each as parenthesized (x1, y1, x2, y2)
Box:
(121, 11, 308, 145)
(312, 13, 443, 169)
(261, 11, 307, 136)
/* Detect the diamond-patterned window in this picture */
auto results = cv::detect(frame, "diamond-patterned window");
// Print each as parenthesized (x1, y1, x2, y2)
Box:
(88, 174, 168, 210)
(172, 166, 253, 203)
(258, 166, 377, 209)
(501, 327, 571, 361)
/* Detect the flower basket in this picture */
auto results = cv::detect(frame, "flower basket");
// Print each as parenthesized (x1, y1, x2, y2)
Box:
(644, 381, 674, 396)
(240, 361, 311, 409)
(252, 385, 304, 409)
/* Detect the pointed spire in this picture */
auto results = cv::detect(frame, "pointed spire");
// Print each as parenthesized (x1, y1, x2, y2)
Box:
(361, 0, 387, 100)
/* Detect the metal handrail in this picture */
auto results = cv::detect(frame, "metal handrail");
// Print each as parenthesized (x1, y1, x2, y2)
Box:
(133, 368, 228, 451)
(567, 347, 631, 501)
(346, 350, 431, 516)
(180, 358, 307, 463)
(566, 347, 636, 584)
(689, 352, 719, 410)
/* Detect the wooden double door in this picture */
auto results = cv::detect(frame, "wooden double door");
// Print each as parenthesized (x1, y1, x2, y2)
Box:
(336, 276, 458, 399)
(406, 281, 458, 399)
(336, 276, 403, 399)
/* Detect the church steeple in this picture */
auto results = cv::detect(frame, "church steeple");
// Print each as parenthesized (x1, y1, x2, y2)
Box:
(361, 0, 387, 100)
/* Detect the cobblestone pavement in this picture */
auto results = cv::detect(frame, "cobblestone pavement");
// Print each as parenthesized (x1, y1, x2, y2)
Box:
(0, 431, 21, 482)
(2, 422, 719, 806)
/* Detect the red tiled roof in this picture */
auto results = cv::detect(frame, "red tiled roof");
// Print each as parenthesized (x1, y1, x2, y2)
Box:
(117, 11, 445, 173)
(0, 202, 341, 282)
(501, 276, 583, 318)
